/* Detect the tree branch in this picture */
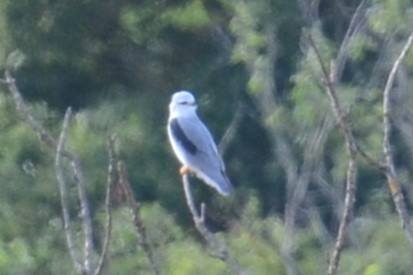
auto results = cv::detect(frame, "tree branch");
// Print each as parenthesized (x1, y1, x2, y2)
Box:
(71, 146, 94, 274)
(306, 33, 359, 275)
(117, 161, 160, 275)
(181, 174, 247, 275)
(382, 31, 413, 245)
(4, 71, 57, 149)
(56, 107, 83, 274)
(327, 153, 357, 275)
(55, 108, 94, 274)
(94, 137, 116, 275)
(334, 0, 367, 81)
(3, 72, 94, 274)
(306, 29, 413, 274)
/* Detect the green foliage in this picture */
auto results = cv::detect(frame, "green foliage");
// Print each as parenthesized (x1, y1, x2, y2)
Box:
(338, 217, 413, 275)
(119, 6, 162, 44)
(228, 203, 287, 274)
(247, 57, 272, 96)
(0, 92, 72, 274)
(290, 68, 327, 126)
(229, 1, 268, 65)
(0, 0, 413, 274)
(0, 238, 34, 274)
(347, 34, 377, 62)
(121, 0, 211, 45)
(161, 0, 211, 30)
(368, 0, 410, 34)
(164, 241, 226, 275)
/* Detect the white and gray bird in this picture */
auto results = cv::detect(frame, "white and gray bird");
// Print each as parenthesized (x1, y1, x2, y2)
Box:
(167, 91, 233, 196)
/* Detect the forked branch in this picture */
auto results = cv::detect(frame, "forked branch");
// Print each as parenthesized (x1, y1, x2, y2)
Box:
(382, 31, 413, 245)
(3, 72, 94, 274)
(55, 108, 83, 273)
(181, 174, 247, 275)
(306, 29, 413, 274)
(306, 33, 359, 275)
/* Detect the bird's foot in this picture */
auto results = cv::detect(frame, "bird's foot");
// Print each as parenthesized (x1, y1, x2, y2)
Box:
(180, 166, 191, 175)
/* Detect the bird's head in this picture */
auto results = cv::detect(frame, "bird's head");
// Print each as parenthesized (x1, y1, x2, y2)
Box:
(169, 91, 198, 116)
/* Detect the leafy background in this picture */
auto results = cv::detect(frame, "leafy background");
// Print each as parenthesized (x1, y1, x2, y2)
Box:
(0, 0, 413, 274)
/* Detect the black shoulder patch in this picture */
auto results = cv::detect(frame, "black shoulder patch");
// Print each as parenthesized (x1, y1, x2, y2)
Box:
(170, 118, 198, 155)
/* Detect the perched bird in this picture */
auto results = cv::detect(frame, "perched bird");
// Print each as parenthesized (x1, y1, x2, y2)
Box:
(167, 91, 234, 196)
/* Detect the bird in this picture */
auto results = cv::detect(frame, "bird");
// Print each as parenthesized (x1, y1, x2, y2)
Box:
(167, 91, 234, 196)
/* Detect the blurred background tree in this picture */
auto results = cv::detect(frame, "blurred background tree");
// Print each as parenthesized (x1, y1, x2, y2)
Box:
(0, 0, 413, 274)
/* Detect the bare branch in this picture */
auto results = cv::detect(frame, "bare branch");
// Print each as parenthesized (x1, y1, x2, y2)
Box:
(3, 72, 95, 274)
(306, 29, 413, 274)
(181, 174, 247, 275)
(55, 109, 94, 274)
(56, 108, 83, 274)
(280, 115, 334, 275)
(327, 153, 357, 275)
(306, 34, 353, 146)
(71, 153, 94, 274)
(382, 31, 413, 245)
(334, 0, 367, 81)
(94, 136, 116, 275)
(4, 71, 57, 149)
(117, 161, 160, 275)
(306, 33, 359, 275)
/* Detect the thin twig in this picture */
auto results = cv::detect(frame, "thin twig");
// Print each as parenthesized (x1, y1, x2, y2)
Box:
(306, 33, 359, 275)
(307, 29, 413, 273)
(382, 31, 413, 245)
(94, 137, 116, 275)
(117, 161, 160, 275)
(56, 108, 83, 274)
(71, 154, 94, 274)
(334, 0, 367, 81)
(327, 152, 357, 275)
(181, 174, 247, 275)
(56, 109, 94, 274)
(281, 115, 334, 275)
(3, 72, 95, 274)
(4, 71, 57, 149)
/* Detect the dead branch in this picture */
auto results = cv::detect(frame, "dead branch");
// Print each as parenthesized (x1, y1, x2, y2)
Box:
(117, 161, 160, 275)
(382, 31, 413, 245)
(2, 71, 159, 274)
(181, 174, 247, 275)
(4, 71, 57, 149)
(3, 72, 94, 274)
(56, 107, 83, 273)
(306, 29, 413, 274)
(94, 137, 116, 275)
(280, 115, 334, 275)
(334, 0, 367, 81)
(327, 153, 357, 275)
(306, 33, 359, 275)
(70, 141, 94, 274)
(54, 109, 95, 274)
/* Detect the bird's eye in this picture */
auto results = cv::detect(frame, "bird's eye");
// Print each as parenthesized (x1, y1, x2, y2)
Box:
(179, 101, 188, 105)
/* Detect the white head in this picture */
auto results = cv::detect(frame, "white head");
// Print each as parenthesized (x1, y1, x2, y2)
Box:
(169, 91, 198, 117)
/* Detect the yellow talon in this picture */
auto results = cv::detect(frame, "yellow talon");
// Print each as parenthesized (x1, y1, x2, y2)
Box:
(180, 166, 191, 175)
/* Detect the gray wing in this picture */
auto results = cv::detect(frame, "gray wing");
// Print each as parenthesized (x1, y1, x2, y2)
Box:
(172, 114, 233, 196)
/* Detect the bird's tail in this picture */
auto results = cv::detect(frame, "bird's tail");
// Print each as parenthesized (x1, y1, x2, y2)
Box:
(218, 173, 234, 196)
(201, 171, 234, 196)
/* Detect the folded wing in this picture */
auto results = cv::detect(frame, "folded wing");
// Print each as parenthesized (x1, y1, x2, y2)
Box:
(168, 115, 233, 196)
